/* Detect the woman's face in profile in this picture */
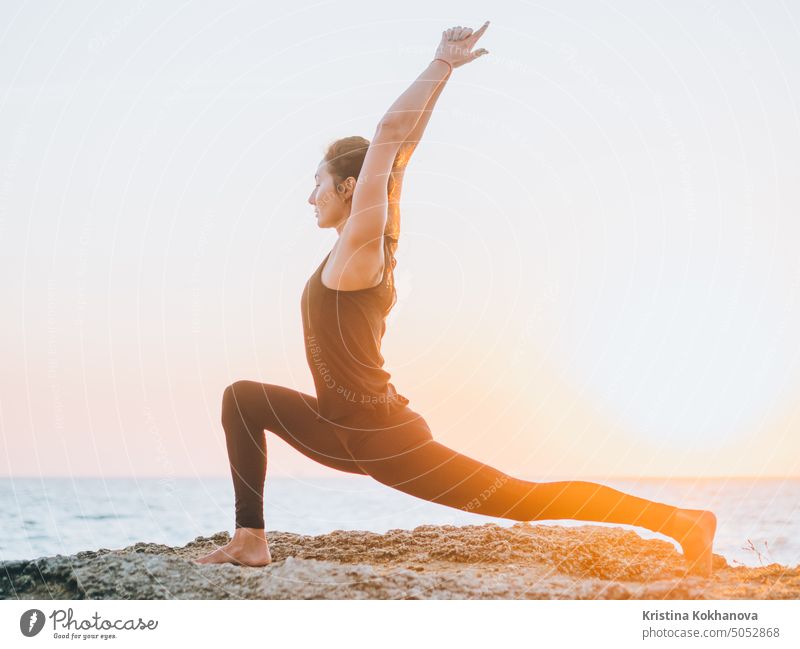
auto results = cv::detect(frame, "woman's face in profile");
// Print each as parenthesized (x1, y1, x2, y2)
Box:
(308, 161, 345, 229)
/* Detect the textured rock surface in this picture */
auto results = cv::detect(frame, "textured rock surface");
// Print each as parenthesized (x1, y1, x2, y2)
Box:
(2, 523, 798, 599)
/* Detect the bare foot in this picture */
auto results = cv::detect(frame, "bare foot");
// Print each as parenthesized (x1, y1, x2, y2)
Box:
(669, 508, 717, 577)
(194, 529, 272, 567)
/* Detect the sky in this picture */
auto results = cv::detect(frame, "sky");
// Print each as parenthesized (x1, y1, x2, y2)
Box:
(1, 0, 799, 480)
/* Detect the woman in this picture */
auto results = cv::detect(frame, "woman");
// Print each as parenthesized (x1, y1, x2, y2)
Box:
(196, 22, 717, 576)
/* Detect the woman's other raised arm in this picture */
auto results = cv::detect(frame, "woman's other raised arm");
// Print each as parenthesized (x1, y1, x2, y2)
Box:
(344, 22, 490, 252)
(386, 72, 449, 242)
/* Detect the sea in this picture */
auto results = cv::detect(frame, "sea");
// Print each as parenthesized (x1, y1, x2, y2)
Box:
(1, 476, 797, 569)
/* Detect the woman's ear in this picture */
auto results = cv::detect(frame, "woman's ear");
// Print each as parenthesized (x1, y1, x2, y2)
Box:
(339, 177, 356, 201)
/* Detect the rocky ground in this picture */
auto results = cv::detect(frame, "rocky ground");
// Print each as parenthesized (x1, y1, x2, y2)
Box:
(2, 523, 798, 599)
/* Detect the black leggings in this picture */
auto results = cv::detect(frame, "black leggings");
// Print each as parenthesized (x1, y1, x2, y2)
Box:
(221, 380, 679, 535)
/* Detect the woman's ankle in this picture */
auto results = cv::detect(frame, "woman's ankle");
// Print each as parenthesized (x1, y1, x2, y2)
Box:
(664, 508, 708, 542)
(232, 526, 267, 544)
(660, 506, 684, 540)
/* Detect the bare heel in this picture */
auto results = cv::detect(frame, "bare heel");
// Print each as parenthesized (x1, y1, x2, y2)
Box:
(672, 509, 717, 577)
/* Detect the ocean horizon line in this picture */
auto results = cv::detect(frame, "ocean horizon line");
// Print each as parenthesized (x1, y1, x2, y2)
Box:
(2, 474, 798, 481)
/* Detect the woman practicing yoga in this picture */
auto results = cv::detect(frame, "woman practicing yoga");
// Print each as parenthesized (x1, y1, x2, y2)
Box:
(196, 22, 717, 576)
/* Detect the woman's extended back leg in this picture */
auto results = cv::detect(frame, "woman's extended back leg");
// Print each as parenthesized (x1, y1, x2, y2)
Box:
(345, 424, 719, 574)
(221, 379, 367, 529)
(343, 418, 679, 536)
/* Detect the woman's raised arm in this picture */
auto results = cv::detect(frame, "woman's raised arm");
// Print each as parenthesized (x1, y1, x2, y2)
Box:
(385, 74, 449, 242)
(381, 22, 490, 138)
(343, 23, 491, 253)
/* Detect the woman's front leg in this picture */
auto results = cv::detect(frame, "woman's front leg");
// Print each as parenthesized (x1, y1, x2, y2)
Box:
(195, 383, 273, 565)
(196, 380, 365, 566)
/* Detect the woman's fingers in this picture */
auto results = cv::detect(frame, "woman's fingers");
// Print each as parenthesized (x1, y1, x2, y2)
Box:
(445, 25, 472, 42)
(439, 21, 489, 67)
(443, 21, 489, 43)
(469, 20, 490, 45)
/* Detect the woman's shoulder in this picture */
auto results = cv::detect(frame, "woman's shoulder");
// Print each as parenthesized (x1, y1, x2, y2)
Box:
(320, 234, 397, 293)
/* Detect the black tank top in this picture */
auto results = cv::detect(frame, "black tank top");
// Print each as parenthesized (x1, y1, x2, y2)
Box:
(301, 234, 410, 426)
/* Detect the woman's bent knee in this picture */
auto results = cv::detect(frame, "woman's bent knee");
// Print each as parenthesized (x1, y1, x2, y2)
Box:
(221, 380, 254, 425)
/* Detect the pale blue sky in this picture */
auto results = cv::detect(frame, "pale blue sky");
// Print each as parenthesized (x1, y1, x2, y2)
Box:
(1, 0, 799, 478)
